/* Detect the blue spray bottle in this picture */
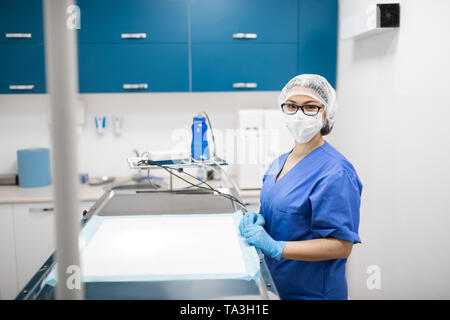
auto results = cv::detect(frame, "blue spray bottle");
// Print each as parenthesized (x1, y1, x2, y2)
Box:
(191, 115, 210, 161)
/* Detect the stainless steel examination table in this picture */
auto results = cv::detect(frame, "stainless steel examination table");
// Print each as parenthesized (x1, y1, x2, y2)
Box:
(16, 186, 280, 300)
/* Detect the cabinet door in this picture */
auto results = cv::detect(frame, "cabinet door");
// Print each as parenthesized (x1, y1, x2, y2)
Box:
(77, 0, 188, 43)
(192, 43, 297, 91)
(13, 202, 92, 291)
(298, 0, 338, 87)
(13, 203, 56, 290)
(0, 204, 18, 300)
(0, 44, 46, 94)
(191, 0, 298, 43)
(0, 0, 44, 43)
(79, 43, 189, 92)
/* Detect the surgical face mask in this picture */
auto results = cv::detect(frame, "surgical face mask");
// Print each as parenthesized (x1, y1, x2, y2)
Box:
(281, 89, 325, 143)
(284, 111, 323, 143)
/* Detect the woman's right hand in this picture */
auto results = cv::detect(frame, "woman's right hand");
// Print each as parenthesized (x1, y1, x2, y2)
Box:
(239, 211, 265, 236)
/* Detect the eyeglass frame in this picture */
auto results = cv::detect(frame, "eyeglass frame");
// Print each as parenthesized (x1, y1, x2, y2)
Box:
(280, 103, 324, 116)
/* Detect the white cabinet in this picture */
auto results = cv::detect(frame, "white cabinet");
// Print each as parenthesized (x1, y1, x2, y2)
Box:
(237, 109, 293, 189)
(238, 110, 266, 189)
(0, 204, 18, 300)
(0, 201, 95, 299)
(13, 202, 57, 291)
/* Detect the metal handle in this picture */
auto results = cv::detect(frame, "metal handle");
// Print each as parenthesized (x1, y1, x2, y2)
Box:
(232, 33, 257, 39)
(233, 82, 258, 89)
(5, 33, 32, 39)
(29, 207, 54, 213)
(123, 83, 148, 90)
(244, 82, 257, 88)
(121, 33, 147, 39)
(9, 85, 35, 91)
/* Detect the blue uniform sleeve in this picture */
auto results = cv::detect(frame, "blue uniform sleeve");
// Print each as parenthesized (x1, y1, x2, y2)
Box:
(309, 170, 362, 244)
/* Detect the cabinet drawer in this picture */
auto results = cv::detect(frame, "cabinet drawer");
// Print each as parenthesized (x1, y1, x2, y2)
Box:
(192, 43, 297, 91)
(191, 0, 298, 43)
(77, 0, 188, 43)
(79, 43, 189, 92)
(0, 0, 44, 44)
(0, 44, 46, 94)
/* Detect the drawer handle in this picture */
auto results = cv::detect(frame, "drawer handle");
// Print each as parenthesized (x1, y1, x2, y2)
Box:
(123, 83, 148, 90)
(5, 33, 32, 39)
(233, 82, 258, 89)
(121, 33, 147, 39)
(9, 85, 35, 91)
(232, 33, 257, 39)
(29, 207, 54, 213)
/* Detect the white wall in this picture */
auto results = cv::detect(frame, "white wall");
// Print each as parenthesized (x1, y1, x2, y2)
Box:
(0, 91, 280, 178)
(3, 0, 450, 300)
(330, 0, 450, 299)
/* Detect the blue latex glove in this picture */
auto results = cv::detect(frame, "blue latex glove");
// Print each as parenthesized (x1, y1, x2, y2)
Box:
(243, 224, 286, 260)
(239, 211, 265, 236)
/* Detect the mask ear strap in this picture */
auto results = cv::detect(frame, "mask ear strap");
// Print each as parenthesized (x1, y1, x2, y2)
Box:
(282, 90, 327, 107)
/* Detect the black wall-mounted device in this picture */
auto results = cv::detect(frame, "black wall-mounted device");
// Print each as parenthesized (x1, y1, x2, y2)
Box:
(378, 3, 400, 28)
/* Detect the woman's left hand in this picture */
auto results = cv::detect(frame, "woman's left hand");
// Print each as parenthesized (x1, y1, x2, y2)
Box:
(243, 224, 286, 260)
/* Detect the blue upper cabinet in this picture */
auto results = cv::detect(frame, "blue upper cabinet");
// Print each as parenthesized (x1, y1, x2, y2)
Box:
(78, 43, 189, 92)
(0, 0, 44, 43)
(0, 44, 46, 93)
(190, 0, 298, 43)
(298, 0, 338, 88)
(192, 43, 297, 91)
(77, 0, 188, 43)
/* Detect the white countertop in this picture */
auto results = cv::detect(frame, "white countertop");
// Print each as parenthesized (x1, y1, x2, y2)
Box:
(0, 176, 260, 204)
(0, 182, 106, 204)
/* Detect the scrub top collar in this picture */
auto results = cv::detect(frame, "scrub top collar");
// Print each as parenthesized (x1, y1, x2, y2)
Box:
(274, 141, 328, 185)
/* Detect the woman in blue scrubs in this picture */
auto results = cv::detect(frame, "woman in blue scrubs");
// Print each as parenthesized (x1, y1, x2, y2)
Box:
(239, 74, 362, 300)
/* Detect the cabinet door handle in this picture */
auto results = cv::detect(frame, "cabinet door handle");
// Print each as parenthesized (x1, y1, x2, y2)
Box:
(121, 33, 147, 39)
(9, 85, 35, 91)
(244, 82, 258, 88)
(233, 82, 246, 89)
(233, 82, 258, 89)
(29, 207, 54, 213)
(123, 83, 148, 90)
(232, 33, 257, 39)
(5, 33, 32, 39)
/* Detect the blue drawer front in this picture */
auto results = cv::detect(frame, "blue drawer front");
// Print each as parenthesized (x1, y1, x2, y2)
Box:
(192, 43, 297, 91)
(78, 43, 189, 92)
(77, 0, 188, 43)
(0, 44, 46, 93)
(0, 0, 44, 43)
(191, 0, 298, 43)
(298, 0, 338, 88)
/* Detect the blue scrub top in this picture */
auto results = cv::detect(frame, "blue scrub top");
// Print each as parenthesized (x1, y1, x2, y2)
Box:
(260, 141, 362, 300)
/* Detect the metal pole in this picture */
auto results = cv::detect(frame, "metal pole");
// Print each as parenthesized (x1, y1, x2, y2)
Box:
(43, 0, 84, 299)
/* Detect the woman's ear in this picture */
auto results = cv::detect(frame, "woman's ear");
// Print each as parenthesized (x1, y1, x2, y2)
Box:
(322, 110, 327, 123)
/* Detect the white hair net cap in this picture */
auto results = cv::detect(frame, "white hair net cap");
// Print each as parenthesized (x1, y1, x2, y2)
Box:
(278, 74, 338, 135)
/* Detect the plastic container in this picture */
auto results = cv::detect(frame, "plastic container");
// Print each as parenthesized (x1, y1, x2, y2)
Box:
(17, 148, 51, 188)
(191, 116, 210, 161)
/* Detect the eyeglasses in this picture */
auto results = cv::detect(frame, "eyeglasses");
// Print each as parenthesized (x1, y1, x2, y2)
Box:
(281, 103, 323, 116)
